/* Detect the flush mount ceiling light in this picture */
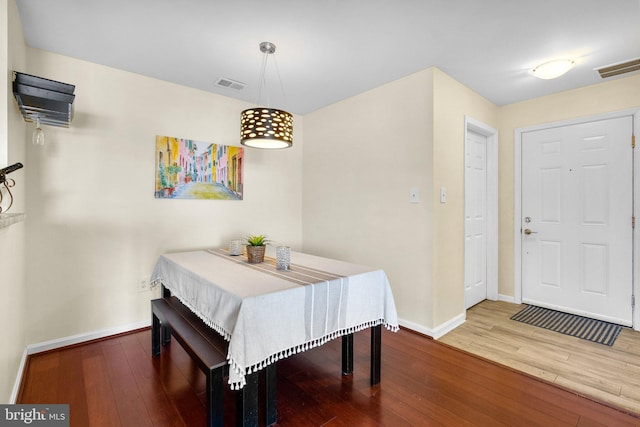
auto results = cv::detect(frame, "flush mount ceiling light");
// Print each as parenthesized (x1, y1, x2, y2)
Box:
(532, 59, 575, 80)
(241, 42, 293, 149)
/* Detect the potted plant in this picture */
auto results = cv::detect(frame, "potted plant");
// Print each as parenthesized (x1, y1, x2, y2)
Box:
(245, 234, 270, 263)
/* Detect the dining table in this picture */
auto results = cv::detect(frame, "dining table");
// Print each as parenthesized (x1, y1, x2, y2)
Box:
(150, 246, 399, 426)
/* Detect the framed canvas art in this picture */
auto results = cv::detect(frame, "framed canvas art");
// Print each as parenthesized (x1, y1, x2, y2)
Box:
(155, 135, 244, 200)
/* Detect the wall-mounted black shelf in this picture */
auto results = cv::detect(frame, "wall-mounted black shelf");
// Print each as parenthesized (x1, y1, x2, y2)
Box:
(12, 72, 75, 127)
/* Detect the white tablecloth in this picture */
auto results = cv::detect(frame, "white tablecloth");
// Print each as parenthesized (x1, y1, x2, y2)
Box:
(151, 248, 399, 389)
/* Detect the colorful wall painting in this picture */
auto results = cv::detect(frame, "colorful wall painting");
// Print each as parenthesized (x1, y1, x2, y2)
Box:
(155, 135, 244, 200)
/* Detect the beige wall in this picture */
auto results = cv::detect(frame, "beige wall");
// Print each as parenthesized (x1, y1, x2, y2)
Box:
(22, 50, 304, 344)
(303, 68, 435, 327)
(497, 74, 640, 298)
(304, 68, 498, 331)
(431, 69, 498, 326)
(0, 0, 27, 402)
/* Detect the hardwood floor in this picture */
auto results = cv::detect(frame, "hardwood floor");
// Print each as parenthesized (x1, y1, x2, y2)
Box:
(18, 325, 640, 426)
(439, 300, 640, 417)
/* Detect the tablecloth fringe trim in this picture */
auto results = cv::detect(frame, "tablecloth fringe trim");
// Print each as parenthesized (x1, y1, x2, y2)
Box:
(151, 278, 232, 342)
(227, 318, 399, 390)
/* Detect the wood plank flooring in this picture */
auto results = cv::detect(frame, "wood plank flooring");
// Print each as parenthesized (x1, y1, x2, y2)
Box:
(439, 300, 640, 417)
(18, 325, 640, 426)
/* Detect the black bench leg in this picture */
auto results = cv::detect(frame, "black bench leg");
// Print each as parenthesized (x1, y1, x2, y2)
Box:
(160, 286, 172, 345)
(265, 364, 277, 426)
(342, 333, 354, 375)
(371, 325, 382, 386)
(161, 324, 171, 346)
(152, 311, 161, 357)
(207, 367, 224, 427)
(162, 284, 171, 298)
(237, 371, 259, 427)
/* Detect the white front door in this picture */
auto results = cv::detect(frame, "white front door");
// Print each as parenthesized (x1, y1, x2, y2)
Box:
(465, 129, 488, 308)
(521, 116, 633, 326)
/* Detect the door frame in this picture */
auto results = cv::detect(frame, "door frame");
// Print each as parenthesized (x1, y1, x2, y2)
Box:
(514, 108, 640, 329)
(464, 116, 499, 304)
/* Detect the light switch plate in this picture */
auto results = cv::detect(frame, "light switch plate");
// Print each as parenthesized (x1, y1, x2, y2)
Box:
(410, 187, 419, 203)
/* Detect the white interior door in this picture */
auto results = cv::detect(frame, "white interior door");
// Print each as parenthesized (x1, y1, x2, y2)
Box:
(465, 129, 488, 308)
(521, 116, 633, 325)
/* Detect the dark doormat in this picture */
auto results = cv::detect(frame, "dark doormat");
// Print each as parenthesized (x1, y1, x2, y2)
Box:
(510, 304, 622, 346)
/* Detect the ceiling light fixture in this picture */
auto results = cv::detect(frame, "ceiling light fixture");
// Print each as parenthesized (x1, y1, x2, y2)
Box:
(240, 42, 293, 149)
(532, 59, 575, 80)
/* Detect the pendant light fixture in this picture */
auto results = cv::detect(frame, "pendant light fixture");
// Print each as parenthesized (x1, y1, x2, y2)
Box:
(241, 42, 293, 149)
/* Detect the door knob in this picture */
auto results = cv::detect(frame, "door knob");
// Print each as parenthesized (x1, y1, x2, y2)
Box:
(524, 228, 537, 235)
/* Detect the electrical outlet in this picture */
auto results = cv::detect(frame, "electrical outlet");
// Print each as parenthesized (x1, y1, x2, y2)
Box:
(137, 279, 150, 293)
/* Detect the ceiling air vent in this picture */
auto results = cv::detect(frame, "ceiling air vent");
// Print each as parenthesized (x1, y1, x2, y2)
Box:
(595, 58, 640, 79)
(12, 72, 75, 127)
(215, 77, 246, 91)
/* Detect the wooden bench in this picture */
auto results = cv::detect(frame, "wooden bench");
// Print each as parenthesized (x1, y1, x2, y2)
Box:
(151, 296, 277, 427)
(151, 297, 230, 427)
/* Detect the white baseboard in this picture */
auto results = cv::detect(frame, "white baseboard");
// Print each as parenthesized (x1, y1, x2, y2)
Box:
(498, 294, 516, 303)
(10, 320, 150, 404)
(398, 318, 433, 337)
(9, 348, 28, 404)
(399, 312, 466, 340)
(431, 312, 466, 339)
(15, 312, 471, 400)
(26, 319, 150, 355)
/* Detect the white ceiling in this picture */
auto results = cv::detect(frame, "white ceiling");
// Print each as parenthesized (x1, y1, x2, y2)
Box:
(15, 0, 640, 115)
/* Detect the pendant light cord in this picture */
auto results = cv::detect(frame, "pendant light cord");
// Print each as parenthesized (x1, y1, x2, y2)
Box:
(257, 51, 269, 107)
(256, 47, 287, 108)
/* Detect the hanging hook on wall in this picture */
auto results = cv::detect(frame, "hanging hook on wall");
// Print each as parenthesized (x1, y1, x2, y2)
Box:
(0, 162, 24, 213)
